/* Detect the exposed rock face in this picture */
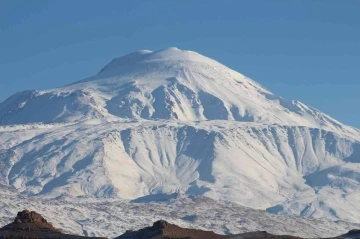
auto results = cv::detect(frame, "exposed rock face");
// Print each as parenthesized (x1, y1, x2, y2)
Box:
(0, 210, 105, 239)
(0, 210, 60, 234)
(14, 210, 48, 224)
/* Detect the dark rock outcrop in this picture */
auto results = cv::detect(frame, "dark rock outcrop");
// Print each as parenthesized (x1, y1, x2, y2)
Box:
(340, 229, 360, 238)
(14, 210, 49, 224)
(115, 220, 303, 239)
(0, 210, 105, 239)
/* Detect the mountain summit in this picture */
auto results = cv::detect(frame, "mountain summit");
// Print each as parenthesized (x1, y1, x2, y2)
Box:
(0, 48, 360, 223)
(0, 47, 355, 133)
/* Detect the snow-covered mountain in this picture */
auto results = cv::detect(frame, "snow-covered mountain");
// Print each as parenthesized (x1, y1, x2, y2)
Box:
(1, 47, 357, 132)
(1, 47, 360, 223)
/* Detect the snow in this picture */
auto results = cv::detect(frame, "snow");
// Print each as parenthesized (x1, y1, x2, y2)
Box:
(1, 47, 357, 134)
(0, 48, 360, 231)
(0, 187, 358, 238)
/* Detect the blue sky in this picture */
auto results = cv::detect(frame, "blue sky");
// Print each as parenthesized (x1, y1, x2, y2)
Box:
(1, 0, 359, 127)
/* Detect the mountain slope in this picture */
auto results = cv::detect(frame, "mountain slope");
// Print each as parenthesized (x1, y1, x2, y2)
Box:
(0, 48, 359, 223)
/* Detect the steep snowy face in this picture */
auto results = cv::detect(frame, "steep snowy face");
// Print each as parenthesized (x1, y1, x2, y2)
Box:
(0, 48, 353, 134)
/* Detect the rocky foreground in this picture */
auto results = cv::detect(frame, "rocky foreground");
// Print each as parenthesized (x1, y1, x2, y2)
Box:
(115, 219, 302, 239)
(0, 210, 359, 239)
(0, 210, 104, 239)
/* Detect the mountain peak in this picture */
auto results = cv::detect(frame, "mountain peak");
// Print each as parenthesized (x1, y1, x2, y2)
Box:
(98, 47, 221, 74)
(0, 48, 355, 134)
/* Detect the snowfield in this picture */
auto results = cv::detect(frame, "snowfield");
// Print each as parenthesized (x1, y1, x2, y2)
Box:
(0, 48, 360, 232)
(0, 186, 358, 238)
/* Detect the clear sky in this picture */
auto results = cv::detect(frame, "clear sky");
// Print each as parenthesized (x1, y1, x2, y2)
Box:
(1, 0, 359, 128)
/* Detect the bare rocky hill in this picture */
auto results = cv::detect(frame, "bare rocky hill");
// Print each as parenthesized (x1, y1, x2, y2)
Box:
(0, 210, 105, 239)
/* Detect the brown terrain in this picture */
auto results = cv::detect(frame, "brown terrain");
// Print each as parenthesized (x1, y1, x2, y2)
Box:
(0, 210, 105, 239)
(115, 220, 360, 239)
(115, 220, 302, 239)
(0, 210, 358, 239)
